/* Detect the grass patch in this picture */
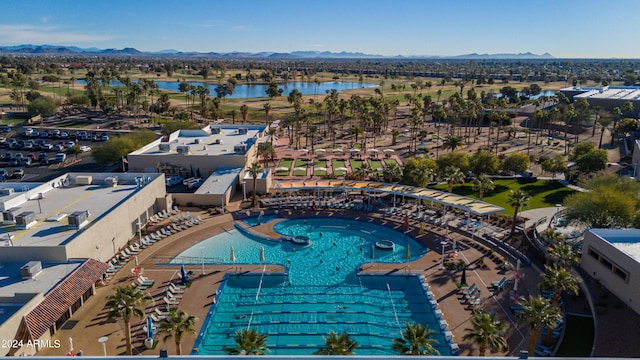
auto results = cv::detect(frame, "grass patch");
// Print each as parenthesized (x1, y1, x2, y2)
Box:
(313, 158, 328, 176)
(384, 158, 399, 168)
(432, 178, 574, 216)
(555, 314, 594, 357)
(350, 158, 364, 171)
(293, 158, 309, 176)
(276, 158, 293, 176)
(368, 159, 383, 171)
(332, 158, 348, 176)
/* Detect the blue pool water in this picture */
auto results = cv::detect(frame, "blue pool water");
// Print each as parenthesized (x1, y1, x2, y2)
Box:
(173, 218, 451, 355)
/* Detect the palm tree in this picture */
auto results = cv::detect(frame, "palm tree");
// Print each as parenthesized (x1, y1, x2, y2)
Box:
(472, 175, 494, 201)
(442, 135, 463, 152)
(392, 322, 440, 355)
(263, 102, 272, 126)
(507, 190, 530, 238)
(223, 329, 270, 355)
(314, 331, 360, 355)
(246, 162, 263, 207)
(541, 264, 579, 308)
(442, 166, 465, 193)
(239, 104, 249, 123)
(158, 309, 198, 355)
(548, 242, 577, 269)
(463, 309, 509, 356)
(105, 285, 153, 355)
(517, 295, 562, 356)
(597, 117, 612, 149)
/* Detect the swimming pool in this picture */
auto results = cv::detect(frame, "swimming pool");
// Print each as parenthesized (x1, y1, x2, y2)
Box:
(174, 218, 451, 355)
(242, 214, 281, 227)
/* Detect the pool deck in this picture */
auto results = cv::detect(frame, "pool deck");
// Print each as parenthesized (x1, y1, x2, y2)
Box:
(38, 207, 540, 357)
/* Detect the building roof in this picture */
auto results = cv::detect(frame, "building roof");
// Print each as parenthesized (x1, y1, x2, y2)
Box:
(130, 125, 264, 157)
(274, 180, 504, 216)
(0, 173, 161, 247)
(589, 228, 640, 262)
(21, 259, 108, 340)
(0, 261, 83, 297)
(195, 167, 242, 195)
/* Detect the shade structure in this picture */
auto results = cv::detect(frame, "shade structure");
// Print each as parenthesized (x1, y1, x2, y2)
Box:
(332, 148, 344, 153)
(298, 149, 309, 153)
(315, 148, 326, 153)
(293, 167, 307, 171)
(275, 167, 289, 172)
(516, 258, 521, 272)
(259, 246, 265, 263)
(230, 246, 236, 262)
(383, 148, 395, 153)
(349, 148, 361, 153)
(335, 167, 348, 171)
(367, 148, 379, 153)
(284, 148, 293, 152)
(315, 167, 327, 172)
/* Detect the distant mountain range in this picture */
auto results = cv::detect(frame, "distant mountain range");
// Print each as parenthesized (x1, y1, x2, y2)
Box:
(0, 44, 554, 59)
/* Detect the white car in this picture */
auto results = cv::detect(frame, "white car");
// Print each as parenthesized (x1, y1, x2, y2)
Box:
(165, 176, 184, 187)
(79, 145, 91, 152)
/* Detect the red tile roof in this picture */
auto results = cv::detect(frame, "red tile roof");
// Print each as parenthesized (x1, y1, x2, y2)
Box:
(22, 259, 109, 340)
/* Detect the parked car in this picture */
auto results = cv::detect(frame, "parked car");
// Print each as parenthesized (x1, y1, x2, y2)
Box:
(165, 175, 184, 187)
(101, 134, 110, 141)
(54, 153, 66, 163)
(41, 143, 53, 151)
(19, 157, 32, 167)
(11, 168, 24, 179)
(186, 178, 205, 189)
(0, 169, 9, 181)
(60, 132, 69, 140)
(79, 145, 91, 152)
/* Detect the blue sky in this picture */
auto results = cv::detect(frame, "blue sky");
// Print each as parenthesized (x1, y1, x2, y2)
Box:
(2, 0, 639, 58)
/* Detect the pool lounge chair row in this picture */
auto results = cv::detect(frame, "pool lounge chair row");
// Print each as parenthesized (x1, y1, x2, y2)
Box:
(490, 276, 509, 291)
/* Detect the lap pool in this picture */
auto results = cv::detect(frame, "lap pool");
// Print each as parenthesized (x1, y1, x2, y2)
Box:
(172, 217, 452, 355)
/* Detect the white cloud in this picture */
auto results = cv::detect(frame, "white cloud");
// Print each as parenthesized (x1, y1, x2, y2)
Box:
(0, 25, 114, 44)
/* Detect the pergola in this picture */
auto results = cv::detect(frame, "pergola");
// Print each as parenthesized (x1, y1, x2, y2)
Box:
(273, 180, 504, 216)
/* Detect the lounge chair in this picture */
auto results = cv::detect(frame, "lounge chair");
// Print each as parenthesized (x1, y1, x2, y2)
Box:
(491, 276, 508, 289)
(167, 289, 183, 299)
(133, 281, 149, 290)
(137, 277, 154, 287)
(465, 288, 480, 300)
(155, 308, 169, 317)
(169, 283, 185, 293)
(163, 296, 180, 306)
(150, 233, 161, 241)
(125, 248, 139, 257)
(119, 250, 131, 260)
(150, 313, 164, 322)
(460, 283, 475, 292)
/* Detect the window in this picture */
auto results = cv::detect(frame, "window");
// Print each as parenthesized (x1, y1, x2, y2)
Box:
(613, 267, 629, 282)
(588, 248, 599, 260)
(600, 257, 613, 270)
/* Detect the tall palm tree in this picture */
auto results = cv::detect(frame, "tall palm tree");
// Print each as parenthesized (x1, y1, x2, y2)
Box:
(442, 166, 465, 193)
(442, 135, 463, 152)
(548, 242, 577, 269)
(158, 309, 198, 355)
(223, 329, 270, 355)
(463, 309, 509, 356)
(105, 285, 153, 355)
(541, 264, 579, 308)
(507, 190, 530, 238)
(263, 102, 272, 126)
(247, 162, 263, 207)
(392, 322, 440, 356)
(313, 331, 360, 355)
(517, 295, 562, 356)
(472, 175, 494, 201)
(239, 104, 249, 124)
(597, 117, 612, 149)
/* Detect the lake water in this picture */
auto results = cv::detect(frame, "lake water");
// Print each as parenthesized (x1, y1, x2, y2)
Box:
(76, 79, 376, 99)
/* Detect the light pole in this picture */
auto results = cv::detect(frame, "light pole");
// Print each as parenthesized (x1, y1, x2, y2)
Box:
(98, 336, 108, 357)
(200, 247, 205, 276)
(440, 239, 448, 270)
(242, 182, 247, 201)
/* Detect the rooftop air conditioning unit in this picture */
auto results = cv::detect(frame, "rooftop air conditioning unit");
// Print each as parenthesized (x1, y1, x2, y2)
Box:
(15, 211, 36, 230)
(194, 138, 201, 144)
(2, 209, 16, 224)
(176, 145, 190, 155)
(159, 143, 171, 152)
(210, 126, 221, 134)
(238, 128, 248, 135)
(0, 188, 14, 196)
(234, 144, 248, 153)
(21, 261, 42, 279)
(75, 175, 92, 185)
(68, 210, 90, 230)
(105, 176, 118, 187)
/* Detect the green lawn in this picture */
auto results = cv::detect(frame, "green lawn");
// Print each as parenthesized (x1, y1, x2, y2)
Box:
(313, 158, 328, 176)
(368, 159, 383, 171)
(433, 178, 574, 216)
(293, 158, 309, 176)
(276, 158, 293, 176)
(384, 158, 399, 168)
(332, 158, 348, 176)
(555, 314, 595, 357)
(350, 158, 364, 171)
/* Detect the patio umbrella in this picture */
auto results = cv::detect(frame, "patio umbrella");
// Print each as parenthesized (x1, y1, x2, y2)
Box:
(349, 148, 361, 153)
(259, 246, 265, 263)
(315, 167, 327, 172)
(332, 148, 344, 153)
(367, 148, 379, 153)
(134, 255, 139, 268)
(146, 315, 155, 340)
(335, 167, 348, 172)
(315, 149, 326, 153)
(68, 337, 73, 353)
(298, 149, 309, 153)
(383, 148, 395, 153)
(293, 167, 307, 172)
(230, 246, 236, 262)
(516, 258, 521, 272)
(275, 167, 289, 172)
(180, 264, 189, 284)
(284, 148, 293, 152)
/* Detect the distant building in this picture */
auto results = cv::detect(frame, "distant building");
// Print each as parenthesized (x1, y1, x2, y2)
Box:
(559, 85, 640, 111)
(581, 229, 640, 315)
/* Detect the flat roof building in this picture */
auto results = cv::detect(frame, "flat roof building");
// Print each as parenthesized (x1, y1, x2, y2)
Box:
(559, 85, 640, 110)
(582, 228, 640, 315)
